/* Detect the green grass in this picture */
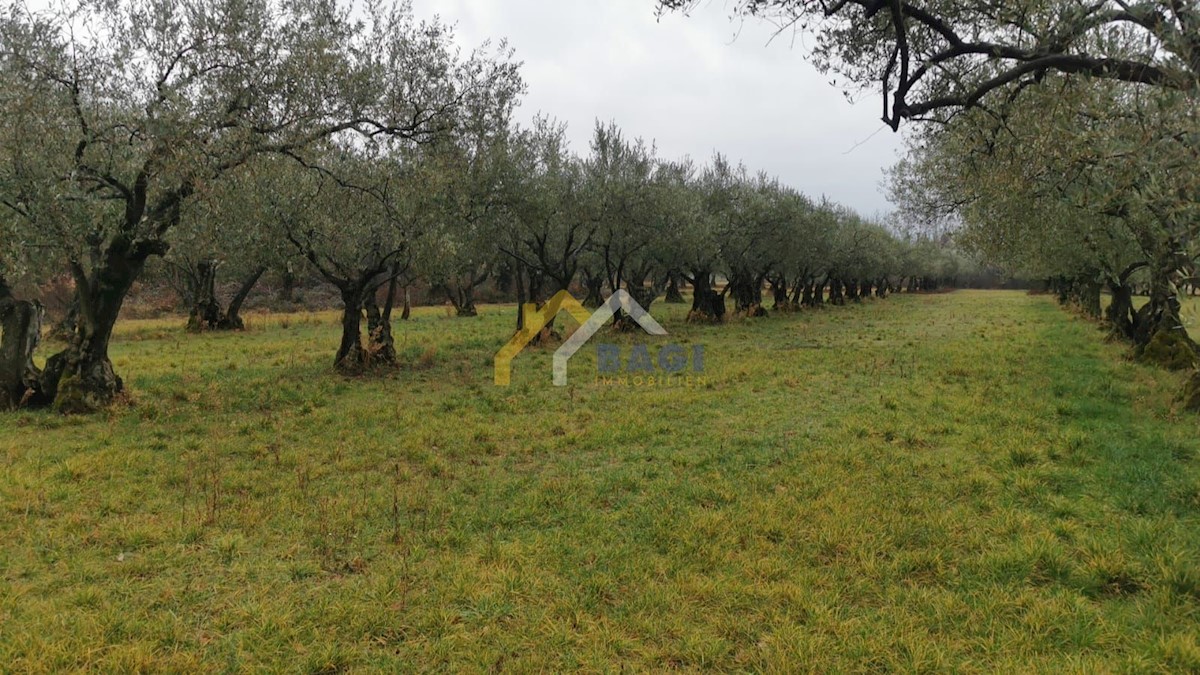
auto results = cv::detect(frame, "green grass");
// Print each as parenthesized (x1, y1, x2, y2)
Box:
(2, 290, 1200, 672)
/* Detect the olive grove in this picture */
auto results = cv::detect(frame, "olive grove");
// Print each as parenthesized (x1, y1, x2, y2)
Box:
(0, 0, 962, 413)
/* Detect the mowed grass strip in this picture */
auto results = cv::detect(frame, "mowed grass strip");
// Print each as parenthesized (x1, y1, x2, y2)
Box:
(1, 290, 1199, 672)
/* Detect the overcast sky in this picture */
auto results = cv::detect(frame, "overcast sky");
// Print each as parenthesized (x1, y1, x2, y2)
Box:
(411, 0, 906, 217)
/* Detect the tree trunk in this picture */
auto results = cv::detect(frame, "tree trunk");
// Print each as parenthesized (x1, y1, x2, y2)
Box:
(335, 287, 366, 374)
(364, 290, 397, 366)
(42, 241, 157, 413)
(687, 270, 725, 323)
(216, 266, 266, 330)
(186, 259, 221, 332)
(829, 278, 844, 305)
(800, 280, 814, 307)
(456, 299, 478, 317)
(610, 281, 660, 331)
(771, 277, 792, 311)
(515, 266, 528, 331)
(454, 285, 478, 317)
(1078, 277, 1102, 319)
(1134, 247, 1197, 369)
(664, 271, 685, 304)
(0, 280, 48, 409)
(789, 279, 804, 307)
(383, 271, 400, 324)
(400, 286, 411, 321)
(1106, 280, 1137, 340)
(632, 281, 659, 312)
(515, 267, 546, 333)
(582, 270, 605, 308)
(727, 269, 766, 316)
(278, 268, 298, 304)
(441, 267, 485, 318)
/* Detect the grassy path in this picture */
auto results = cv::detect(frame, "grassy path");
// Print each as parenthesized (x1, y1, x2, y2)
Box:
(1, 290, 1198, 671)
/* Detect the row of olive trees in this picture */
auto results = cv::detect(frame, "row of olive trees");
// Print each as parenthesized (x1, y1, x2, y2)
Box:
(889, 75, 1198, 366)
(428, 118, 961, 333)
(658, 0, 1198, 408)
(255, 115, 959, 372)
(0, 0, 523, 410)
(874, 42, 1199, 409)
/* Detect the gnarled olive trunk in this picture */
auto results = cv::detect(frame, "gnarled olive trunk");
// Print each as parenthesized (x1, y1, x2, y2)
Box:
(1134, 249, 1197, 370)
(440, 266, 488, 317)
(186, 259, 222, 332)
(828, 278, 845, 306)
(278, 268, 299, 304)
(515, 266, 544, 331)
(770, 276, 793, 311)
(581, 269, 605, 309)
(451, 287, 479, 317)
(664, 271, 685, 304)
(188, 263, 265, 331)
(365, 277, 398, 365)
(1106, 280, 1137, 340)
(42, 240, 160, 413)
(686, 270, 725, 323)
(727, 269, 766, 316)
(800, 280, 814, 307)
(514, 266, 557, 338)
(1078, 278, 1102, 319)
(217, 266, 266, 330)
(456, 296, 478, 317)
(1105, 263, 1146, 342)
(788, 278, 804, 307)
(610, 281, 661, 331)
(335, 287, 366, 375)
(631, 283, 658, 312)
(0, 280, 48, 409)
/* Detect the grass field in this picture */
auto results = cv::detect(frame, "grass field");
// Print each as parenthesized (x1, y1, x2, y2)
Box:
(2, 290, 1200, 671)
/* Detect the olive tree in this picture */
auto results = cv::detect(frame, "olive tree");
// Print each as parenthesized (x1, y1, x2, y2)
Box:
(499, 118, 593, 332)
(166, 170, 293, 331)
(277, 144, 469, 373)
(582, 121, 674, 322)
(421, 144, 515, 319)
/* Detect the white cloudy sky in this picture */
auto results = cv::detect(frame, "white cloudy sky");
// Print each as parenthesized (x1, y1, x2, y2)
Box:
(411, 0, 906, 217)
